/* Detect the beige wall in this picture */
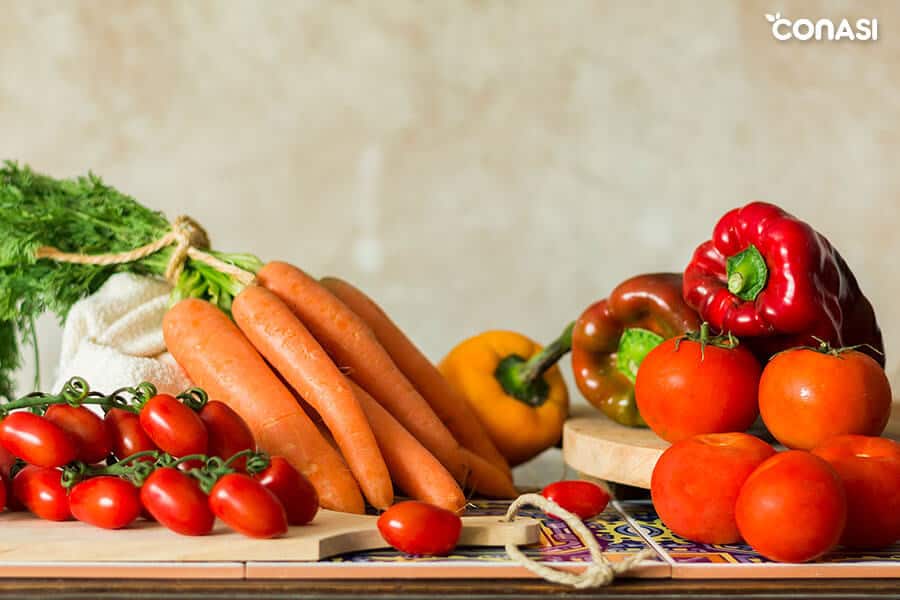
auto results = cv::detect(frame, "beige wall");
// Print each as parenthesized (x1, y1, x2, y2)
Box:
(4, 2, 900, 428)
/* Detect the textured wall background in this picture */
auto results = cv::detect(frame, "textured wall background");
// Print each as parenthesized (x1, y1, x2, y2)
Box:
(3, 1, 899, 481)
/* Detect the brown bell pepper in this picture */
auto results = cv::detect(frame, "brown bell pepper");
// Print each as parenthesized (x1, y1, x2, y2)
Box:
(571, 273, 700, 427)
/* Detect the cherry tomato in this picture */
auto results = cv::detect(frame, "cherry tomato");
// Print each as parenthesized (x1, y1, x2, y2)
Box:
(199, 401, 255, 465)
(0, 444, 15, 480)
(0, 412, 78, 468)
(139, 394, 208, 458)
(0, 473, 6, 511)
(759, 348, 892, 450)
(256, 456, 318, 525)
(209, 473, 287, 539)
(541, 480, 610, 520)
(12, 466, 71, 521)
(45, 405, 112, 464)
(104, 408, 157, 461)
(140, 467, 214, 536)
(377, 501, 462, 555)
(69, 476, 141, 530)
(635, 336, 761, 443)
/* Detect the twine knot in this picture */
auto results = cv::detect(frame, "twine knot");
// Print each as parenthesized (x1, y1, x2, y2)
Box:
(164, 215, 211, 284)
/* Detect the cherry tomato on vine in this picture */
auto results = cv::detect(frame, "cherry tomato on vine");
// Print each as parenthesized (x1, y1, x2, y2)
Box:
(12, 466, 71, 521)
(69, 476, 141, 530)
(139, 394, 208, 458)
(0, 444, 15, 480)
(256, 456, 318, 525)
(45, 405, 112, 464)
(200, 401, 255, 466)
(209, 473, 287, 539)
(541, 480, 611, 520)
(104, 408, 157, 461)
(0, 412, 77, 468)
(377, 501, 462, 556)
(140, 467, 214, 536)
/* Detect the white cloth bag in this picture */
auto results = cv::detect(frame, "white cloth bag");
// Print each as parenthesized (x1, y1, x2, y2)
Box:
(52, 273, 192, 396)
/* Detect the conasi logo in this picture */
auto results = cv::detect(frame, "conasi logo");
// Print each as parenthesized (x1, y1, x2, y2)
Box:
(766, 13, 878, 41)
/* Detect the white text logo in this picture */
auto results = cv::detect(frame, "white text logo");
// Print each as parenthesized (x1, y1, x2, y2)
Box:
(766, 13, 878, 41)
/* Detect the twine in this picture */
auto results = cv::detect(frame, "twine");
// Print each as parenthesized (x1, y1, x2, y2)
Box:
(503, 493, 654, 589)
(34, 215, 256, 287)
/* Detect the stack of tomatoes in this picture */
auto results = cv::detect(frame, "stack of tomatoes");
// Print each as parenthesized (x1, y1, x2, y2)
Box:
(636, 331, 898, 562)
(0, 390, 318, 539)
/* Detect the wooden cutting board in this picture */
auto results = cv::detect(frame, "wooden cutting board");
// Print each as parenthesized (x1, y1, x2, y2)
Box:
(0, 508, 539, 563)
(563, 403, 900, 489)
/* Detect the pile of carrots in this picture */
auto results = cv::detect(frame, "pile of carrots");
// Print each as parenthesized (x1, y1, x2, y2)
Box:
(163, 261, 517, 514)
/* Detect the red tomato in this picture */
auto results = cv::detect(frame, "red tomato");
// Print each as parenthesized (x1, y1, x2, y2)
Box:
(139, 394, 208, 458)
(199, 401, 255, 464)
(736, 451, 846, 562)
(540, 480, 610, 520)
(812, 435, 900, 549)
(45, 405, 112, 464)
(759, 348, 892, 450)
(209, 473, 287, 539)
(140, 467, 214, 536)
(69, 476, 141, 530)
(635, 337, 761, 443)
(0, 412, 78, 468)
(377, 501, 462, 556)
(651, 433, 775, 544)
(256, 456, 318, 525)
(104, 408, 157, 461)
(12, 466, 71, 521)
(0, 473, 6, 511)
(0, 444, 15, 480)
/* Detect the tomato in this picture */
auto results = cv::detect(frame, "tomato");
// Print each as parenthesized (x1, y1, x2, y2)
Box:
(140, 468, 214, 536)
(540, 480, 610, 520)
(45, 405, 112, 464)
(735, 450, 846, 562)
(199, 401, 255, 465)
(635, 336, 761, 443)
(139, 394, 208, 458)
(256, 456, 318, 525)
(104, 408, 157, 461)
(651, 433, 775, 544)
(209, 473, 287, 539)
(12, 466, 71, 521)
(69, 476, 141, 530)
(0, 412, 78, 468)
(812, 435, 900, 549)
(0, 473, 6, 511)
(377, 501, 462, 556)
(759, 348, 892, 450)
(0, 444, 15, 480)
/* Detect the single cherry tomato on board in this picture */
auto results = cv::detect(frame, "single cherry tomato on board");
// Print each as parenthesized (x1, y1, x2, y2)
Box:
(540, 480, 611, 520)
(69, 476, 141, 530)
(104, 408, 158, 461)
(256, 456, 318, 525)
(0, 412, 78, 468)
(200, 401, 255, 465)
(209, 473, 287, 539)
(377, 501, 462, 556)
(139, 394, 208, 458)
(12, 466, 71, 521)
(759, 346, 892, 450)
(45, 405, 112, 464)
(140, 467, 215, 536)
(635, 328, 761, 443)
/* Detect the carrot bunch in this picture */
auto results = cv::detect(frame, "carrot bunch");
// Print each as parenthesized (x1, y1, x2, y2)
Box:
(164, 262, 516, 513)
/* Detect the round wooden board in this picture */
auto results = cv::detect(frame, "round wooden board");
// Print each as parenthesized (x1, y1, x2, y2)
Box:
(563, 403, 900, 489)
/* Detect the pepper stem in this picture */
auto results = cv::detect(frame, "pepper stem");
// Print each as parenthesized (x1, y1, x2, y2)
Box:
(494, 322, 573, 408)
(726, 244, 768, 301)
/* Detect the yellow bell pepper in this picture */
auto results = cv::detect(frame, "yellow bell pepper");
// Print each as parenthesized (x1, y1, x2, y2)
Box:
(438, 326, 571, 467)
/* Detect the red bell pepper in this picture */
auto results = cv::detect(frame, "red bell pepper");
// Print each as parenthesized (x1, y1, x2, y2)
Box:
(683, 202, 884, 365)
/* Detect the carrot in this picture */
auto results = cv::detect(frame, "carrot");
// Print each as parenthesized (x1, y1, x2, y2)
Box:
(320, 276, 511, 477)
(257, 262, 468, 482)
(232, 285, 393, 510)
(460, 448, 519, 499)
(349, 381, 466, 513)
(162, 298, 365, 514)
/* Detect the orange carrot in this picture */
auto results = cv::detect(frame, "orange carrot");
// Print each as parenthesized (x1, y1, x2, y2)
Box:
(320, 276, 511, 477)
(257, 262, 468, 482)
(232, 285, 393, 510)
(460, 448, 519, 499)
(162, 298, 365, 514)
(349, 381, 466, 513)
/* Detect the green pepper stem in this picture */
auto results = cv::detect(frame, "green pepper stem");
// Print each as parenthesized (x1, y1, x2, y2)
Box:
(725, 244, 768, 301)
(494, 322, 573, 408)
(519, 322, 574, 387)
